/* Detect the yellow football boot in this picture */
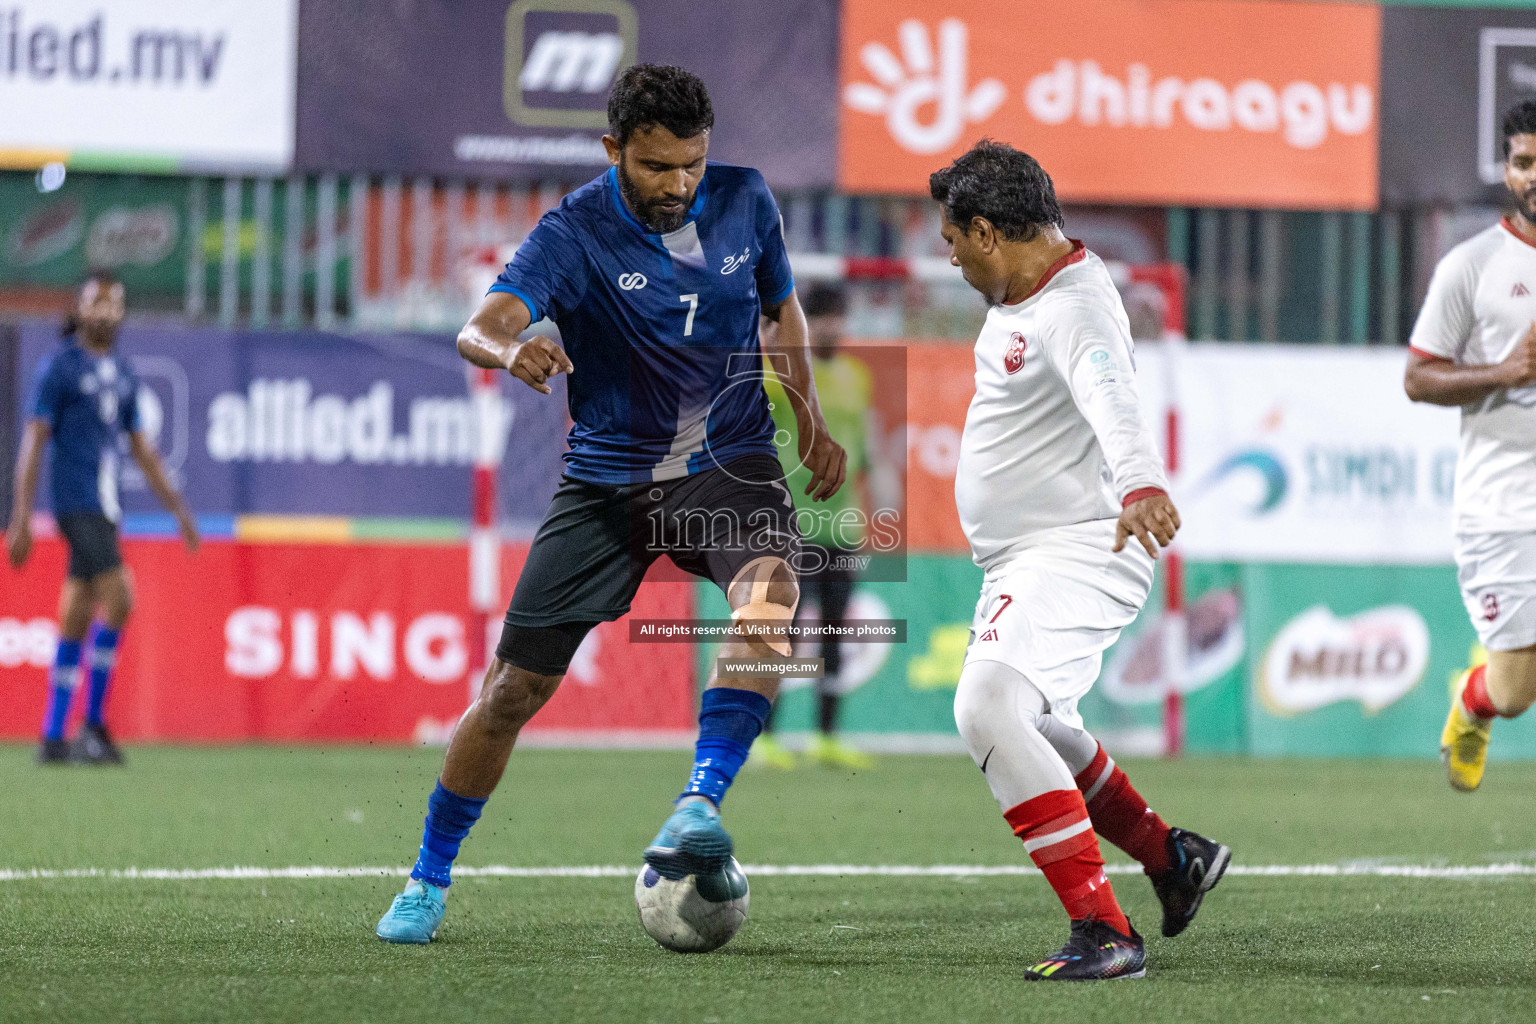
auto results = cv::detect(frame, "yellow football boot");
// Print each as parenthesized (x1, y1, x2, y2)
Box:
(748, 733, 796, 770)
(1441, 669, 1491, 793)
(808, 734, 874, 771)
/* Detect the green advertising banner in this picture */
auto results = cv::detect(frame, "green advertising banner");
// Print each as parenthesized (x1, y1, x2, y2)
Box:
(0, 171, 349, 314)
(1239, 563, 1536, 760)
(698, 556, 1533, 761)
(695, 555, 981, 747)
(0, 173, 189, 302)
(1078, 562, 1248, 756)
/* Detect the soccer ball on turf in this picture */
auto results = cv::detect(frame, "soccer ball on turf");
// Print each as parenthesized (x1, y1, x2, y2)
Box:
(634, 858, 750, 953)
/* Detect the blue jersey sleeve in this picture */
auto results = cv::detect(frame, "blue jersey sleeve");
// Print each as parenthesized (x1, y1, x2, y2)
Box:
(489, 212, 589, 324)
(753, 177, 795, 308)
(121, 371, 141, 434)
(30, 354, 67, 425)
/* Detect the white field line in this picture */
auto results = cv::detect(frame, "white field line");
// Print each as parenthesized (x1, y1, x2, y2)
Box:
(2, 863, 1536, 882)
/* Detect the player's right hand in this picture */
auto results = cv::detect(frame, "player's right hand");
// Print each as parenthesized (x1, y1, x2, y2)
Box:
(798, 417, 847, 502)
(504, 335, 574, 395)
(1114, 492, 1180, 560)
(1501, 322, 1536, 388)
(6, 521, 32, 569)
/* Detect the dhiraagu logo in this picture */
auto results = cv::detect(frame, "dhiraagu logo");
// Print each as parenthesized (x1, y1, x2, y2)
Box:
(1197, 448, 1288, 515)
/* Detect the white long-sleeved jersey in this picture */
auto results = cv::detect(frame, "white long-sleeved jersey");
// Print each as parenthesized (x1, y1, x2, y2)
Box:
(956, 241, 1169, 571)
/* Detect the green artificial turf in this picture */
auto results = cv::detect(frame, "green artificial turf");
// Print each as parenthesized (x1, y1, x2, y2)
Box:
(2, 746, 1534, 1023)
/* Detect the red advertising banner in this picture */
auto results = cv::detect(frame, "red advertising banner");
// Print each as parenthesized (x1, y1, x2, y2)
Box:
(0, 539, 695, 744)
(840, 0, 1381, 209)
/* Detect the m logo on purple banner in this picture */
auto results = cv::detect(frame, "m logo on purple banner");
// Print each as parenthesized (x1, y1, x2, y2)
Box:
(1479, 28, 1536, 185)
(504, 0, 638, 128)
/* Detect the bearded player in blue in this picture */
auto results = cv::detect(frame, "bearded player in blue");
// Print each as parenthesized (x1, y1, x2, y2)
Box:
(7, 272, 199, 765)
(377, 64, 846, 942)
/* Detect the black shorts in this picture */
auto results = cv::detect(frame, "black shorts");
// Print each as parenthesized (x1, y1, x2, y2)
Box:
(57, 512, 123, 580)
(505, 453, 801, 628)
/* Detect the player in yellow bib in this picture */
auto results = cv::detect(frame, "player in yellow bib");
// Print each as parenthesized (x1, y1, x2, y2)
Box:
(758, 285, 875, 770)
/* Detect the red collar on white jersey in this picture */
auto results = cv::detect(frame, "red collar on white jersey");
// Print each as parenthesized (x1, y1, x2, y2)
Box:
(1499, 217, 1536, 251)
(1005, 239, 1087, 305)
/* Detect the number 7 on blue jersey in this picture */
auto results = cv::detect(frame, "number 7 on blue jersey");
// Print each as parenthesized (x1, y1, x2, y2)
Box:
(680, 293, 699, 337)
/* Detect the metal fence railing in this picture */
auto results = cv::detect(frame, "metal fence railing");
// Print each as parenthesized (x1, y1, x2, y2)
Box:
(0, 169, 1442, 343)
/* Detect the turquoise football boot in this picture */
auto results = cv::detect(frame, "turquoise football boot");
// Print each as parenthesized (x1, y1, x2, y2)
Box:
(643, 798, 734, 880)
(375, 880, 446, 944)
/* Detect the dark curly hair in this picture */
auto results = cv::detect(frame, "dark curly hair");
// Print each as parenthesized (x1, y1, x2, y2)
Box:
(606, 64, 713, 148)
(929, 140, 1063, 242)
(1505, 100, 1536, 158)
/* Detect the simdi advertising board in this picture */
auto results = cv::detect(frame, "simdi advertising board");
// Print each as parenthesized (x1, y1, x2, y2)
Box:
(839, 0, 1381, 209)
(0, 0, 298, 172)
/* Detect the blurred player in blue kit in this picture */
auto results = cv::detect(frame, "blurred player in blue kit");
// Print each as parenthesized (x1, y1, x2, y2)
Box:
(376, 65, 846, 943)
(7, 272, 199, 765)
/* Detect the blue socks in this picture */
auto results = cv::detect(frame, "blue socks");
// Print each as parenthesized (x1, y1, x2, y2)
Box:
(41, 626, 121, 739)
(86, 626, 120, 726)
(411, 781, 487, 888)
(42, 639, 83, 741)
(683, 687, 772, 806)
(405, 690, 771, 887)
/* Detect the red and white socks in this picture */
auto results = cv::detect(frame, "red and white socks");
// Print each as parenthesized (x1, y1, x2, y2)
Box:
(1074, 744, 1173, 877)
(1461, 664, 1500, 722)
(1005, 789, 1130, 936)
(954, 663, 1133, 933)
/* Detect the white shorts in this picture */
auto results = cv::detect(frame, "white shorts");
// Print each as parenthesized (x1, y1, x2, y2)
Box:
(1456, 531, 1536, 652)
(963, 520, 1155, 728)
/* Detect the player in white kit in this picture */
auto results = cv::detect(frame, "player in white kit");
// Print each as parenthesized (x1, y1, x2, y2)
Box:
(1409, 101, 1536, 793)
(930, 141, 1229, 982)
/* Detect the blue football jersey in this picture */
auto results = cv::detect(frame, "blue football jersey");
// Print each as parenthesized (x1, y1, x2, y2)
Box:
(30, 341, 141, 520)
(490, 163, 796, 485)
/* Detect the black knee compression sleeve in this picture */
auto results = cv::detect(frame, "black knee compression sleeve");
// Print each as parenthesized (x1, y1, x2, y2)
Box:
(495, 620, 598, 676)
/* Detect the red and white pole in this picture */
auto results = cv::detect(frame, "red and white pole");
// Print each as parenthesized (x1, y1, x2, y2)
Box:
(469, 366, 501, 704)
(1161, 336, 1187, 758)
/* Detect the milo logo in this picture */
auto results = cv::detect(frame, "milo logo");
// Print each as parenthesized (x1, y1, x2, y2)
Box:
(87, 206, 179, 267)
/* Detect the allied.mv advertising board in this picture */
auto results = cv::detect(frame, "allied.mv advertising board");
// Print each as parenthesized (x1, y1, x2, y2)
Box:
(0, 0, 298, 173)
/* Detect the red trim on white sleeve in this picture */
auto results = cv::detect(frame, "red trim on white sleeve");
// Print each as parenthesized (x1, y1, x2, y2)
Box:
(1407, 346, 1452, 362)
(1121, 487, 1166, 508)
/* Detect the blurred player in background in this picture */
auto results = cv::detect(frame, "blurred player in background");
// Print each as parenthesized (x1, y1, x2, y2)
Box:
(932, 141, 1229, 981)
(1409, 100, 1536, 793)
(376, 65, 845, 944)
(756, 284, 874, 771)
(6, 271, 199, 765)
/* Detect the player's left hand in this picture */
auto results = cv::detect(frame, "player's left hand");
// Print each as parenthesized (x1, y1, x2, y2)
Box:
(799, 417, 847, 501)
(1114, 492, 1180, 560)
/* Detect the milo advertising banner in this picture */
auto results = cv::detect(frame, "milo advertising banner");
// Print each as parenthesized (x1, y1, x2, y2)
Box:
(0, 173, 188, 301)
(0, 171, 351, 313)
